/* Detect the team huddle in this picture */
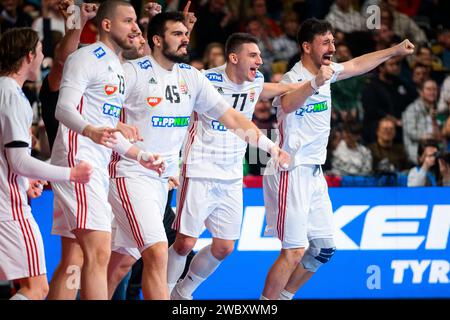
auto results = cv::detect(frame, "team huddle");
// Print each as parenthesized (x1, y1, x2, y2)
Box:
(0, 0, 414, 300)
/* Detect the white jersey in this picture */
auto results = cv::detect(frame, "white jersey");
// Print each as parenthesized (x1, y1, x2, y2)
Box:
(51, 42, 125, 170)
(272, 61, 343, 167)
(109, 56, 228, 179)
(0, 77, 32, 221)
(183, 65, 264, 180)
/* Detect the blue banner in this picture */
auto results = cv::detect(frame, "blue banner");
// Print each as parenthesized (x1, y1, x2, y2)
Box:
(31, 187, 450, 299)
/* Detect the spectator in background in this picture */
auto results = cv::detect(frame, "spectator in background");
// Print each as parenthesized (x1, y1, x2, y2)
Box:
(410, 62, 430, 94)
(368, 116, 410, 173)
(331, 121, 373, 176)
(407, 140, 450, 186)
(437, 75, 450, 118)
(32, 0, 65, 41)
(362, 56, 415, 143)
(378, 2, 427, 46)
(202, 42, 225, 70)
(331, 42, 365, 123)
(325, 0, 366, 33)
(0, 0, 33, 32)
(372, 23, 400, 51)
(412, 45, 444, 73)
(272, 12, 300, 63)
(246, 17, 274, 78)
(402, 79, 442, 165)
(442, 117, 450, 153)
(435, 28, 450, 70)
(249, 0, 282, 37)
(195, 0, 237, 58)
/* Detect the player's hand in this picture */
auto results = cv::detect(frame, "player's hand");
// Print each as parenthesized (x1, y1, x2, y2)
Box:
(83, 125, 120, 148)
(182, 1, 197, 34)
(27, 179, 48, 199)
(168, 176, 180, 190)
(138, 152, 166, 176)
(58, 0, 73, 20)
(70, 160, 93, 184)
(80, 2, 98, 24)
(117, 121, 143, 144)
(144, 1, 162, 18)
(269, 146, 291, 171)
(314, 65, 334, 87)
(395, 39, 415, 56)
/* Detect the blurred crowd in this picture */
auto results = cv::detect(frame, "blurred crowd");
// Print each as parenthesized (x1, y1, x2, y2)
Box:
(1, 0, 450, 186)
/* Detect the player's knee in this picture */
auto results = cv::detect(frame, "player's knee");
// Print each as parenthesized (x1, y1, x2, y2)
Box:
(211, 243, 234, 260)
(173, 237, 196, 256)
(142, 242, 167, 266)
(283, 248, 305, 266)
(85, 246, 111, 267)
(301, 238, 336, 272)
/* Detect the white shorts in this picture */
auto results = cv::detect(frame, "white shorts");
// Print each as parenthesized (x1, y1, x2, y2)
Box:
(109, 176, 168, 252)
(111, 225, 141, 260)
(263, 164, 334, 249)
(51, 169, 112, 238)
(173, 176, 243, 240)
(0, 217, 47, 281)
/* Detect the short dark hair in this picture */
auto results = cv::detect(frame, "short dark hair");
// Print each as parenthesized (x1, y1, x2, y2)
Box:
(296, 18, 333, 55)
(0, 27, 39, 75)
(96, 0, 133, 31)
(225, 33, 259, 60)
(418, 139, 439, 159)
(147, 11, 185, 50)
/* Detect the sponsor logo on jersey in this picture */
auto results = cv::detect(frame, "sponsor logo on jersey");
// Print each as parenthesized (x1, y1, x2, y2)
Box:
(147, 97, 162, 107)
(249, 88, 255, 102)
(152, 116, 190, 127)
(104, 85, 118, 96)
(205, 73, 223, 82)
(149, 77, 157, 84)
(217, 87, 224, 94)
(179, 79, 189, 95)
(295, 101, 328, 117)
(138, 59, 152, 69)
(93, 47, 106, 59)
(179, 63, 191, 69)
(255, 71, 263, 79)
(102, 103, 122, 118)
(211, 120, 227, 131)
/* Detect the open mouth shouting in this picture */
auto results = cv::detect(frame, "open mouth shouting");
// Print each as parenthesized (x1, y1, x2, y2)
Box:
(322, 53, 333, 64)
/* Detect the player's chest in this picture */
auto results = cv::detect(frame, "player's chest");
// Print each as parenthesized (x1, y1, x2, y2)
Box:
(215, 84, 259, 117)
(136, 72, 192, 115)
(90, 61, 126, 104)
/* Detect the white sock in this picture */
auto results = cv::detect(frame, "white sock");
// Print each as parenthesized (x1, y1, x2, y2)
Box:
(279, 289, 294, 300)
(10, 293, 29, 300)
(177, 245, 221, 297)
(167, 245, 188, 294)
(260, 294, 270, 300)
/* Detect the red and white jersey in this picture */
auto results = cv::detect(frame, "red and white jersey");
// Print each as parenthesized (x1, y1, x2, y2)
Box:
(109, 56, 228, 179)
(183, 64, 264, 180)
(0, 77, 32, 221)
(51, 42, 125, 170)
(272, 61, 344, 167)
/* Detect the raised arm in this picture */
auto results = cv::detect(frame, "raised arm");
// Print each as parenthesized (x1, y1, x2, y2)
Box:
(48, 1, 98, 91)
(337, 39, 414, 81)
(260, 81, 307, 101)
